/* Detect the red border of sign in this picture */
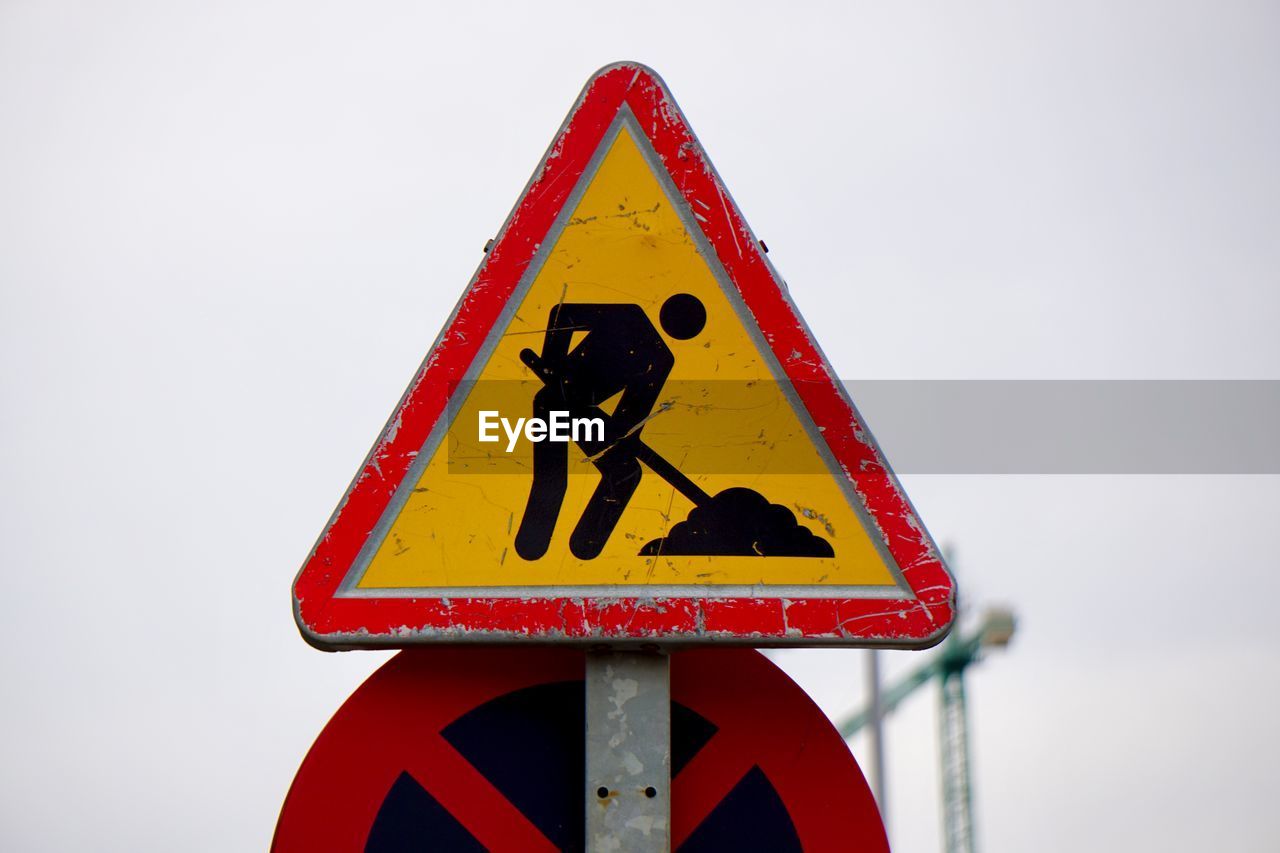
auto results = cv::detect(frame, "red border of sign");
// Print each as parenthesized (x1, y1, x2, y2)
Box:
(273, 648, 889, 852)
(293, 62, 954, 648)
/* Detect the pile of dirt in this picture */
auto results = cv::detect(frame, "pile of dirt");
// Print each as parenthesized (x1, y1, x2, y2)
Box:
(639, 487, 834, 558)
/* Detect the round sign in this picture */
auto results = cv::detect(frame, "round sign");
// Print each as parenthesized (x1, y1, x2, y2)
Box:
(274, 648, 887, 852)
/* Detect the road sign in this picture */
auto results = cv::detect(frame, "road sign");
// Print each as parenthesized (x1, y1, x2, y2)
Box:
(273, 647, 888, 852)
(293, 62, 954, 647)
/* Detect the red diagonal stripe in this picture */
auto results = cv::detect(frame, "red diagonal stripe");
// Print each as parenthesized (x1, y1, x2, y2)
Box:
(670, 729, 758, 849)
(403, 734, 559, 853)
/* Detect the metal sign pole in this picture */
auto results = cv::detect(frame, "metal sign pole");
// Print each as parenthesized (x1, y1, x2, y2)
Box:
(585, 650, 671, 852)
(866, 648, 887, 824)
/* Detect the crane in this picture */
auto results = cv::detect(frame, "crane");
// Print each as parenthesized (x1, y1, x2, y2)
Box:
(838, 608, 1016, 853)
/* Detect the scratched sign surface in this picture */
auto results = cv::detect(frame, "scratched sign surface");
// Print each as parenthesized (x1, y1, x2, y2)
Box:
(293, 63, 954, 648)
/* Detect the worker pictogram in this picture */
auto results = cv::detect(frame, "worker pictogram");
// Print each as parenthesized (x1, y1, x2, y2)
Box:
(516, 294, 711, 561)
(272, 647, 888, 852)
(291, 62, 954, 647)
(515, 293, 832, 561)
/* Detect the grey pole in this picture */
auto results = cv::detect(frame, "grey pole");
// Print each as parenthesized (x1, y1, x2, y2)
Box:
(866, 649, 887, 831)
(585, 650, 671, 852)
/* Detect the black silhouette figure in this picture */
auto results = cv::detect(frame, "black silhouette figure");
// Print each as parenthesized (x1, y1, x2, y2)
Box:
(515, 294, 707, 560)
(515, 292, 835, 561)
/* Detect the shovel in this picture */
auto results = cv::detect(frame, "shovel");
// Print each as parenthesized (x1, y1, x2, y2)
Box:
(519, 348, 711, 507)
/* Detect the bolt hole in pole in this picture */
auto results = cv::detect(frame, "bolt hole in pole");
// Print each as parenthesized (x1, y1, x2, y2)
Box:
(585, 650, 671, 851)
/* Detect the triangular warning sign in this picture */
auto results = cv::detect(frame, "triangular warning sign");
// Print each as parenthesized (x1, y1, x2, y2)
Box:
(294, 63, 954, 649)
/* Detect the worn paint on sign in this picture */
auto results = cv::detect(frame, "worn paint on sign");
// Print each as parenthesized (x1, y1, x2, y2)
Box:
(292, 62, 955, 647)
(349, 123, 899, 594)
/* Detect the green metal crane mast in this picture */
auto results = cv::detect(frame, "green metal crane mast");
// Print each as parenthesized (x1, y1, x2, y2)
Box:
(838, 609, 1015, 853)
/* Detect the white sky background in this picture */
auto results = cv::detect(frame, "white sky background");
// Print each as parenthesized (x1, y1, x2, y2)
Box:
(2, 1, 1277, 850)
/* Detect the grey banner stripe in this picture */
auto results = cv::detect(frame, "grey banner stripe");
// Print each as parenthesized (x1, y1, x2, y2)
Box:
(840, 380, 1280, 474)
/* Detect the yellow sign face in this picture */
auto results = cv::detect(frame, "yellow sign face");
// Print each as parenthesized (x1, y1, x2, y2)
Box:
(342, 117, 905, 596)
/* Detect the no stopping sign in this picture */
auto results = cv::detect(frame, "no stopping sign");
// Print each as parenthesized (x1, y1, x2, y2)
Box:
(274, 648, 887, 852)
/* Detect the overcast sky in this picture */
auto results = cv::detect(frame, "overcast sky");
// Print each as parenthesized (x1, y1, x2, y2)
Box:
(2, 2, 1277, 851)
